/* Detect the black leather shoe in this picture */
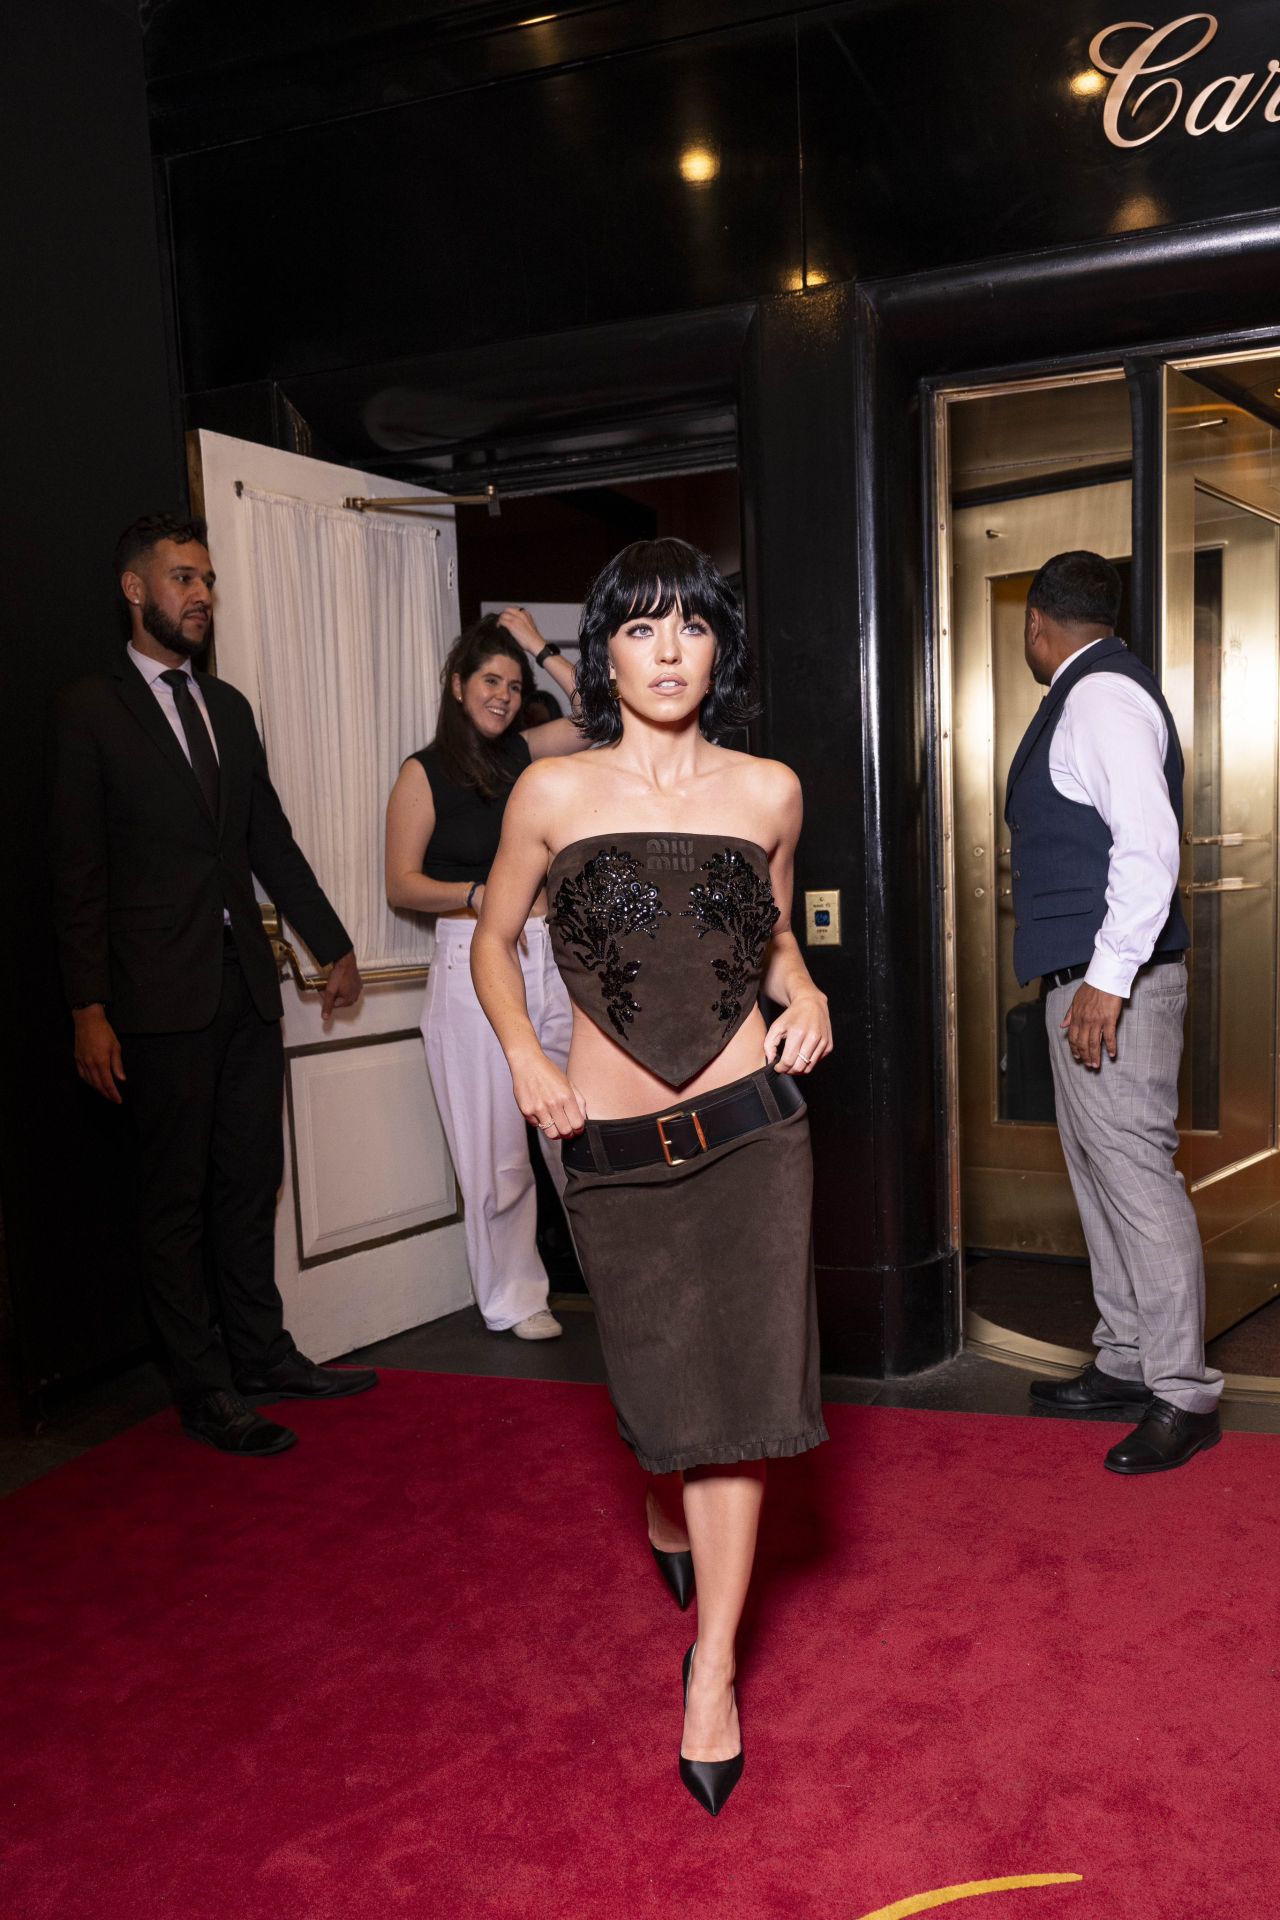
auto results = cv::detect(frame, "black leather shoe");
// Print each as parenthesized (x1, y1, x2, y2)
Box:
(1029, 1362, 1153, 1414)
(1104, 1399, 1221, 1475)
(181, 1390, 297, 1456)
(652, 1544, 696, 1611)
(679, 1642, 744, 1817)
(234, 1350, 378, 1400)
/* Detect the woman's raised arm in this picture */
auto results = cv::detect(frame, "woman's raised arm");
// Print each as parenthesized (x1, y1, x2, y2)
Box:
(495, 605, 590, 762)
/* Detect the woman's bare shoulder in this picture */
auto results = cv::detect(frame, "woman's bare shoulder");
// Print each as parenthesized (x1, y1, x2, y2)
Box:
(509, 743, 616, 836)
(515, 743, 610, 800)
(714, 746, 802, 805)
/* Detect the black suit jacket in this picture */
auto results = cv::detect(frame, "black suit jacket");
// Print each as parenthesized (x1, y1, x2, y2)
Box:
(50, 654, 352, 1034)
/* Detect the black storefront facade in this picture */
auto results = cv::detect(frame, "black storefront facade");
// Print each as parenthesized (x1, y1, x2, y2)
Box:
(7, 1, 1280, 1405)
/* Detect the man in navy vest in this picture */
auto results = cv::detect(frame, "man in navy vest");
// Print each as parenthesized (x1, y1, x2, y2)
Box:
(1009, 551, 1223, 1471)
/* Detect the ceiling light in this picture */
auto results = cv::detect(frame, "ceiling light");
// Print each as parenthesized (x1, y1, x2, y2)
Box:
(679, 146, 719, 184)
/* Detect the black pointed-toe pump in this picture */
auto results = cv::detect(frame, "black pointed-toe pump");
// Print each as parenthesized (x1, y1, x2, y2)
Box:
(651, 1543, 696, 1610)
(678, 1642, 744, 1816)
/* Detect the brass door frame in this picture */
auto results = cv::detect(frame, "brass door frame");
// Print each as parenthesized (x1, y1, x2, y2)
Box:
(932, 392, 962, 1279)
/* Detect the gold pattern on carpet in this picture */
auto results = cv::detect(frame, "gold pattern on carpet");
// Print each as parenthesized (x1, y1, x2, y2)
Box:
(856, 1874, 1082, 1919)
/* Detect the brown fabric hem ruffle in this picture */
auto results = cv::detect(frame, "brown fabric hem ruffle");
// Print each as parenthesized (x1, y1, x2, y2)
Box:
(632, 1421, 829, 1478)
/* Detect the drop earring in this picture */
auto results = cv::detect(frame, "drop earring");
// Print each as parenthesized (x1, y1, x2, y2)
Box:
(608, 670, 620, 699)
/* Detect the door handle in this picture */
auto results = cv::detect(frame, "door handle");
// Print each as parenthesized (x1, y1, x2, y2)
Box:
(259, 904, 431, 988)
(1181, 877, 1267, 894)
(1185, 832, 1269, 846)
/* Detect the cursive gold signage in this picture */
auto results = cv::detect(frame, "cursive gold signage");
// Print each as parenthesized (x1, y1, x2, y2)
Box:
(1089, 13, 1280, 146)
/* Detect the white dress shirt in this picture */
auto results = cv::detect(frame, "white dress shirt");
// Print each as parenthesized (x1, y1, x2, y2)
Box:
(1047, 638, 1181, 998)
(126, 642, 220, 763)
(127, 643, 229, 924)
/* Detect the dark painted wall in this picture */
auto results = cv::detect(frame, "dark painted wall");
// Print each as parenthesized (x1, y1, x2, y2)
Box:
(1, 0, 185, 1406)
(148, 1, 1280, 443)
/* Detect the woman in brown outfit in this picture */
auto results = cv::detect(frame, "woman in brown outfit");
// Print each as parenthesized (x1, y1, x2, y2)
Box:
(470, 540, 831, 1814)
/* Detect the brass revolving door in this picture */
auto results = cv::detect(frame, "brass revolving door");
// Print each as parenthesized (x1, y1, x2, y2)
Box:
(940, 361, 1280, 1366)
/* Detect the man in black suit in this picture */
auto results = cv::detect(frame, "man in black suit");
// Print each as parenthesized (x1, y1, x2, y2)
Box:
(50, 512, 378, 1455)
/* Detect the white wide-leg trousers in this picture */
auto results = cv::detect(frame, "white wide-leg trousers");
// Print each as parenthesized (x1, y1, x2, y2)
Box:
(421, 916, 573, 1330)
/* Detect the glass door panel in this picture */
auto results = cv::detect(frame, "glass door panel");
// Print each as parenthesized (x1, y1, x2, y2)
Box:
(1186, 488, 1279, 1181)
(952, 480, 1131, 1256)
(1163, 360, 1280, 1335)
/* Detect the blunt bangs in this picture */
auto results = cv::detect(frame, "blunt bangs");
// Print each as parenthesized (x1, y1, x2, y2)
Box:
(575, 538, 757, 746)
(592, 541, 725, 636)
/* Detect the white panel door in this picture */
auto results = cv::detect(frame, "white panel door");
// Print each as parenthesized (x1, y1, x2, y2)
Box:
(192, 429, 472, 1360)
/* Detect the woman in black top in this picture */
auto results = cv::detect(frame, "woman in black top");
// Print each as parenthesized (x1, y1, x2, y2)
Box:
(386, 609, 586, 1338)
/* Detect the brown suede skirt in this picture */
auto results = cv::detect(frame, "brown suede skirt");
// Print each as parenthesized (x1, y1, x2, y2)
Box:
(560, 1067, 827, 1475)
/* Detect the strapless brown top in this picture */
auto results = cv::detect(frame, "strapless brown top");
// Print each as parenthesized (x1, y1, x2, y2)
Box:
(547, 832, 779, 1088)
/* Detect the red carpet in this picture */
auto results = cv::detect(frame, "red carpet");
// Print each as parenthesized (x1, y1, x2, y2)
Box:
(1, 1374, 1277, 1920)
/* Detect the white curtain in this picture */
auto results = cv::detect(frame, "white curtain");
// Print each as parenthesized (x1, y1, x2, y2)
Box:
(239, 487, 450, 970)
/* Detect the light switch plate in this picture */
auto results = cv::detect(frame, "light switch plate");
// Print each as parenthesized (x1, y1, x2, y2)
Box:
(804, 889, 841, 947)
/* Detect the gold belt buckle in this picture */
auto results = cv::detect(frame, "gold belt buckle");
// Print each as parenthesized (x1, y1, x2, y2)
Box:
(655, 1107, 708, 1167)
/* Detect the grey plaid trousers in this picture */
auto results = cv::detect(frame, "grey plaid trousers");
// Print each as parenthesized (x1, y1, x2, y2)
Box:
(1046, 962, 1223, 1412)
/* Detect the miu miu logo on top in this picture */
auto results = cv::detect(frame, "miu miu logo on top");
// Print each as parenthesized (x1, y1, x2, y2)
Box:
(645, 837, 697, 872)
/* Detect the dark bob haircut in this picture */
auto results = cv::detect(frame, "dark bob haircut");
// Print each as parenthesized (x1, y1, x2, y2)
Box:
(576, 538, 758, 746)
(1027, 550, 1122, 630)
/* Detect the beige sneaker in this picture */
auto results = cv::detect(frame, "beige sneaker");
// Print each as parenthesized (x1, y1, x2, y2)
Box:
(512, 1308, 563, 1341)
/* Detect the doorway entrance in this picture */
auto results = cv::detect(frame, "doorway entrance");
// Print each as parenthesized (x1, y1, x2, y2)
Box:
(939, 357, 1280, 1380)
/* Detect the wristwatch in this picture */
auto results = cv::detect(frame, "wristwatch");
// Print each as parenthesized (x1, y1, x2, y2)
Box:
(534, 642, 561, 667)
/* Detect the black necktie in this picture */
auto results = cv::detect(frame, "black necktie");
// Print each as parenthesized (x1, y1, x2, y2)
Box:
(160, 669, 220, 820)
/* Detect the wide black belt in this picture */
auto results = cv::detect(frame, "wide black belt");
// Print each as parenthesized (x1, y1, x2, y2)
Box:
(1040, 952, 1185, 993)
(562, 1067, 806, 1175)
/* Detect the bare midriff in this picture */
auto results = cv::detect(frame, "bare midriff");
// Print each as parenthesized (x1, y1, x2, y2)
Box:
(568, 1003, 770, 1121)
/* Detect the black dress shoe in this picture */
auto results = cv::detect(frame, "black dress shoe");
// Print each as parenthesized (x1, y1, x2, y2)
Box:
(679, 1643, 744, 1817)
(234, 1350, 378, 1400)
(1029, 1362, 1153, 1414)
(1104, 1399, 1221, 1475)
(651, 1544, 696, 1611)
(181, 1390, 297, 1456)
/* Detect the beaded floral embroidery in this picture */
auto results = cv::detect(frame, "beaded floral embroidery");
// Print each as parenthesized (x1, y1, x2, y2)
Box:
(550, 847, 670, 1038)
(683, 850, 779, 1025)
